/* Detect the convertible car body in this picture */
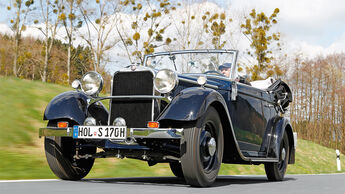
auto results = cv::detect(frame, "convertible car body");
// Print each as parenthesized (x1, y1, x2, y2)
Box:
(39, 49, 296, 187)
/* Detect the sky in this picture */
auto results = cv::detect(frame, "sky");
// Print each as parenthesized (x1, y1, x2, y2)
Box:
(0, 0, 344, 62)
(228, 0, 345, 57)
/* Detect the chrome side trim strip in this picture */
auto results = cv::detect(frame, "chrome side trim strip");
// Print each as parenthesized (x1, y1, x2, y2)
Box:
(179, 77, 218, 89)
(183, 73, 231, 81)
(249, 158, 279, 162)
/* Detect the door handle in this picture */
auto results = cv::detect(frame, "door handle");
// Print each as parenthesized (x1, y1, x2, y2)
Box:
(264, 103, 274, 108)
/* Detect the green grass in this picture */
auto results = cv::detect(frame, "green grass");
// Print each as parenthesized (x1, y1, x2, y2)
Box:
(0, 149, 172, 179)
(0, 77, 69, 147)
(1, 76, 345, 180)
(219, 139, 345, 175)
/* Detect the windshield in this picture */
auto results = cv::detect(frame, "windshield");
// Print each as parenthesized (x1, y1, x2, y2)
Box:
(144, 50, 236, 78)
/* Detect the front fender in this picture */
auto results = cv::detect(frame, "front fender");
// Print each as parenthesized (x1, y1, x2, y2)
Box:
(44, 91, 109, 125)
(44, 91, 89, 124)
(158, 87, 253, 164)
(158, 87, 227, 124)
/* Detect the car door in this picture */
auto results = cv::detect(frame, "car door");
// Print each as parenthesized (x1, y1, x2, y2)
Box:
(228, 82, 267, 155)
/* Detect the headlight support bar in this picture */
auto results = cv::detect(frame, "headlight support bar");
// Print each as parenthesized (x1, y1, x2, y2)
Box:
(88, 95, 164, 106)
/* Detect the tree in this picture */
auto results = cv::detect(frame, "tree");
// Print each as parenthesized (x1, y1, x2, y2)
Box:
(79, 0, 122, 71)
(59, 0, 82, 84)
(167, 1, 203, 51)
(200, 10, 233, 71)
(117, 0, 176, 64)
(35, 0, 64, 82)
(201, 11, 231, 50)
(7, 0, 35, 77)
(241, 8, 281, 80)
(285, 53, 345, 153)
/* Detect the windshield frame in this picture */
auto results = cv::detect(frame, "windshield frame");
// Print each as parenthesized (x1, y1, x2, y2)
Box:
(143, 49, 238, 80)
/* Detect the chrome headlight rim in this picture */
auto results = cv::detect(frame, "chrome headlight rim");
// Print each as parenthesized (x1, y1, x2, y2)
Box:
(154, 69, 178, 94)
(81, 71, 104, 96)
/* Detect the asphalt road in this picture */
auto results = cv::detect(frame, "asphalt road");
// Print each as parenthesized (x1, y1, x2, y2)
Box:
(2, 174, 345, 194)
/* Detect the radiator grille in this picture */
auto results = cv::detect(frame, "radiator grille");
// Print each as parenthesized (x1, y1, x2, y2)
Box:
(110, 71, 154, 128)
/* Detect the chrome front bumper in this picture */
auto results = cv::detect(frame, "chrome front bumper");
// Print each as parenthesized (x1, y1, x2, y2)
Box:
(39, 127, 183, 140)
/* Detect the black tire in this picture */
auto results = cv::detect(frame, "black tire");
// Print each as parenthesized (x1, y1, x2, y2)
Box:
(180, 106, 224, 187)
(44, 120, 96, 180)
(169, 162, 184, 178)
(264, 132, 289, 181)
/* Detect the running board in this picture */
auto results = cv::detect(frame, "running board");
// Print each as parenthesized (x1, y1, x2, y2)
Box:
(248, 158, 279, 162)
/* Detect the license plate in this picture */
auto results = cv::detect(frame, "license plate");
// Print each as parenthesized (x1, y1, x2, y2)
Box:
(73, 126, 127, 139)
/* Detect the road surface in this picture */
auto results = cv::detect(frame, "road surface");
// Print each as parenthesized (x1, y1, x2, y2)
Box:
(2, 174, 345, 194)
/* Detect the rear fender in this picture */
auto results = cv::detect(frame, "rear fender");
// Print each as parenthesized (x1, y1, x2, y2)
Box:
(268, 117, 295, 164)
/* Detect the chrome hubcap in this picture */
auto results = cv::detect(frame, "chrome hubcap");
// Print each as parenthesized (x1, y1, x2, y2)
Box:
(207, 137, 216, 157)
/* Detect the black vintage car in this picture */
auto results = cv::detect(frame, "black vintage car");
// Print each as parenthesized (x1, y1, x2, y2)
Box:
(39, 49, 296, 187)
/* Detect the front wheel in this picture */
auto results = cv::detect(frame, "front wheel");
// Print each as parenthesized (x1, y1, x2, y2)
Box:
(180, 107, 224, 187)
(264, 132, 289, 181)
(44, 120, 96, 180)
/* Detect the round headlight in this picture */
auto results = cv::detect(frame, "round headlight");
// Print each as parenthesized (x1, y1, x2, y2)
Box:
(154, 69, 178, 93)
(81, 71, 103, 96)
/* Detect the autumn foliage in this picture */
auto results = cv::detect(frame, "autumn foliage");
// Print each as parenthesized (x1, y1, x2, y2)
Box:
(0, 34, 93, 85)
(241, 8, 281, 80)
(286, 53, 345, 153)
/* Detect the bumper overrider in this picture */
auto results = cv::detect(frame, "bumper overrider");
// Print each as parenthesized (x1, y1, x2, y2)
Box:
(39, 127, 183, 141)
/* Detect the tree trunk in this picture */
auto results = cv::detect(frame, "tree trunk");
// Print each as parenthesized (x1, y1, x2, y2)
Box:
(42, 0, 49, 82)
(32, 64, 35, 80)
(13, 38, 19, 76)
(95, 47, 100, 71)
(13, 2, 22, 77)
(67, 44, 71, 84)
(67, 2, 73, 85)
(42, 39, 49, 82)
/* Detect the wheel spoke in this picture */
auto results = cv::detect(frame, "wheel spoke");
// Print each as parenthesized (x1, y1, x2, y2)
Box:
(199, 130, 210, 167)
(199, 123, 217, 172)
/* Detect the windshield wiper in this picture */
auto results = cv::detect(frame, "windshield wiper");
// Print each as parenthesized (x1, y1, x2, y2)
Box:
(169, 55, 177, 71)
